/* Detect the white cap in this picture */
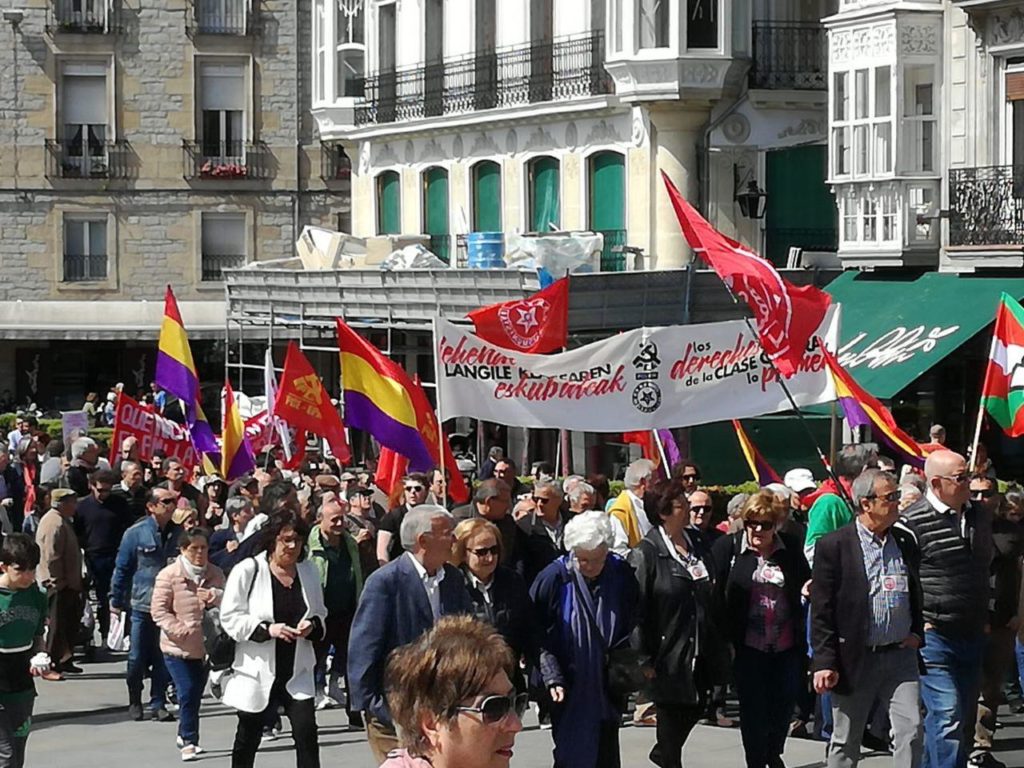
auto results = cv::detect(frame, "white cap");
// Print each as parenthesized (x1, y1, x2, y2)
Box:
(783, 468, 816, 494)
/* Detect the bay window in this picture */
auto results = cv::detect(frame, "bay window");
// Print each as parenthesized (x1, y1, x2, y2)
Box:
(336, 0, 364, 99)
(902, 65, 936, 173)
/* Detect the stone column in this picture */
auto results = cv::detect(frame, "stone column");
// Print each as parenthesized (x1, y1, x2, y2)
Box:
(651, 108, 710, 269)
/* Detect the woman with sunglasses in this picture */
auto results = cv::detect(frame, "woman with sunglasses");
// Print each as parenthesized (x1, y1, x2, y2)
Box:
(631, 479, 725, 768)
(451, 519, 535, 693)
(711, 490, 811, 768)
(530, 510, 640, 768)
(382, 615, 524, 768)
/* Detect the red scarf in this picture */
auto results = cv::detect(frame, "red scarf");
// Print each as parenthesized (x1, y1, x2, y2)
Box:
(22, 463, 36, 517)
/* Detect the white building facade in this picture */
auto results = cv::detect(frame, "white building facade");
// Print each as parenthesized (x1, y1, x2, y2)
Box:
(313, 0, 839, 270)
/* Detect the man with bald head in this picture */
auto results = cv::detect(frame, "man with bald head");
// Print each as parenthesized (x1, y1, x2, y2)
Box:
(901, 450, 992, 768)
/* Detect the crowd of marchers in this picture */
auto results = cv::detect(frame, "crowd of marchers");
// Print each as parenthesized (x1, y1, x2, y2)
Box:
(0, 418, 1017, 768)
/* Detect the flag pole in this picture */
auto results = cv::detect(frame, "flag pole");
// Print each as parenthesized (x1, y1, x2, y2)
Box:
(652, 429, 670, 472)
(431, 318, 447, 474)
(970, 329, 999, 467)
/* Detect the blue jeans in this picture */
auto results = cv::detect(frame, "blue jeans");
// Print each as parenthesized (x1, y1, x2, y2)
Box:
(919, 628, 985, 768)
(734, 646, 802, 768)
(126, 610, 170, 710)
(164, 656, 208, 746)
(85, 553, 116, 638)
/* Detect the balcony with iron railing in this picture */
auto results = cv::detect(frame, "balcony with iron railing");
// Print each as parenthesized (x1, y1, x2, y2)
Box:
(47, 0, 119, 34)
(949, 165, 1024, 247)
(320, 142, 352, 191)
(202, 253, 247, 281)
(46, 139, 130, 179)
(356, 31, 612, 126)
(185, 0, 255, 37)
(63, 253, 108, 282)
(182, 140, 269, 181)
(749, 21, 826, 90)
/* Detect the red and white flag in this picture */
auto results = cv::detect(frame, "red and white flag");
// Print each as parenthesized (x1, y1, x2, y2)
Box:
(467, 278, 569, 354)
(661, 171, 832, 377)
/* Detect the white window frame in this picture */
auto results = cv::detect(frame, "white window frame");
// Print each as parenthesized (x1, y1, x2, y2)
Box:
(199, 211, 248, 282)
(313, 0, 326, 104)
(195, 56, 251, 165)
(62, 214, 109, 282)
(335, 0, 365, 100)
(900, 63, 937, 175)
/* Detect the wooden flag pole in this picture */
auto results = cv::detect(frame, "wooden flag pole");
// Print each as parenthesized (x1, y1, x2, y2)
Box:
(652, 429, 670, 472)
(970, 329, 999, 468)
(431, 318, 447, 473)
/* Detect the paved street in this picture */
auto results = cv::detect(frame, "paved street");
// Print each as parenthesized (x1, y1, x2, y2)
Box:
(25, 655, 1024, 768)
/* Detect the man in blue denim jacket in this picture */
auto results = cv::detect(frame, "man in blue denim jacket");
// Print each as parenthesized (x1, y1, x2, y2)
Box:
(110, 486, 179, 722)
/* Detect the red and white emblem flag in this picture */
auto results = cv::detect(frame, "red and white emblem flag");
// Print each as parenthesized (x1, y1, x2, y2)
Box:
(661, 171, 832, 378)
(467, 278, 569, 354)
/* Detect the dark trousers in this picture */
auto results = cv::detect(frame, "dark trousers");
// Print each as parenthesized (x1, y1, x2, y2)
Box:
(312, 614, 351, 706)
(126, 609, 170, 710)
(164, 656, 208, 747)
(650, 703, 703, 768)
(976, 625, 1015, 751)
(46, 588, 81, 662)
(552, 720, 620, 768)
(0, 696, 33, 768)
(232, 683, 319, 768)
(735, 646, 802, 768)
(84, 553, 116, 640)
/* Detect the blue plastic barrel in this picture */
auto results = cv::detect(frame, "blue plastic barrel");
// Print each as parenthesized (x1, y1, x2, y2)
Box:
(465, 232, 505, 268)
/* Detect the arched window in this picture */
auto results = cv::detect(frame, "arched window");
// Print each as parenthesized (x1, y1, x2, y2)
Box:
(422, 166, 450, 262)
(471, 160, 501, 232)
(527, 156, 560, 232)
(588, 151, 625, 269)
(376, 170, 400, 235)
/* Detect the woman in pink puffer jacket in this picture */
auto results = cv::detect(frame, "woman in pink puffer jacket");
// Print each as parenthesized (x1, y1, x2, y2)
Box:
(151, 528, 226, 762)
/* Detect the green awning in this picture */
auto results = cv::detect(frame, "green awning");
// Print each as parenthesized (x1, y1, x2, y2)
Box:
(825, 272, 1024, 399)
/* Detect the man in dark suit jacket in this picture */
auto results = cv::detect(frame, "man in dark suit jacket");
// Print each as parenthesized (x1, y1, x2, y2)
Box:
(347, 504, 472, 764)
(516, 480, 569, 588)
(811, 468, 924, 768)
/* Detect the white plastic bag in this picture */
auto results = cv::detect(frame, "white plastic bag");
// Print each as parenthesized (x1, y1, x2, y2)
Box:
(106, 610, 130, 652)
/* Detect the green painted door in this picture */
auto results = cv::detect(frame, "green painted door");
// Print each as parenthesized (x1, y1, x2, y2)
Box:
(529, 156, 559, 232)
(424, 166, 450, 263)
(377, 171, 400, 235)
(473, 161, 502, 231)
(765, 145, 837, 266)
(588, 151, 625, 270)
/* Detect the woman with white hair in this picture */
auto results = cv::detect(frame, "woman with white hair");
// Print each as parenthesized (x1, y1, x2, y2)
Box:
(529, 511, 640, 768)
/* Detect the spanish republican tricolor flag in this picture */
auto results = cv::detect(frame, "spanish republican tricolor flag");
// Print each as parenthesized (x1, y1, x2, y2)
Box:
(821, 345, 925, 468)
(731, 420, 782, 486)
(155, 286, 219, 457)
(221, 379, 255, 482)
(981, 293, 1024, 437)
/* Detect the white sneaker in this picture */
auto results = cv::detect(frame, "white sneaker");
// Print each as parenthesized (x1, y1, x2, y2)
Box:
(176, 737, 203, 754)
(315, 694, 338, 711)
(181, 746, 198, 762)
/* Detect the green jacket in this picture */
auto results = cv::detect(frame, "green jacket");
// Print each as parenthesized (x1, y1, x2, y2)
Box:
(307, 526, 364, 599)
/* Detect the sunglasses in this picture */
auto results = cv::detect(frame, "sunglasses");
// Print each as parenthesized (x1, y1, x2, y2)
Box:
(690, 505, 711, 514)
(532, 496, 553, 504)
(682, 473, 700, 482)
(155, 497, 177, 507)
(972, 488, 996, 499)
(455, 692, 529, 725)
(405, 485, 425, 493)
(744, 519, 775, 532)
(469, 545, 500, 557)
(940, 473, 970, 485)
(866, 491, 900, 503)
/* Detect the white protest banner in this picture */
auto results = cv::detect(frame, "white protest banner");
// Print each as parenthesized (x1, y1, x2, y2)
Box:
(61, 410, 90, 446)
(435, 308, 839, 431)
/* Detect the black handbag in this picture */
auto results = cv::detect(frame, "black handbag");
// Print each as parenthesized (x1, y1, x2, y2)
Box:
(204, 561, 257, 672)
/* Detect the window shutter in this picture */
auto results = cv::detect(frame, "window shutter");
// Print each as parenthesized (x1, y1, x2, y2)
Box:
(1007, 72, 1024, 101)
(200, 64, 246, 110)
(201, 214, 247, 254)
(63, 74, 107, 125)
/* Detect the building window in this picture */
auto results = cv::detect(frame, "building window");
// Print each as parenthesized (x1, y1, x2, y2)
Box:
(903, 65, 936, 173)
(472, 161, 501, 232)
(908, 184, 936, 243)
(833, 65, 895, 179)
(423, 166, 450, 263)
(686, 0, 718, 50)
(60, 62, 109, 179)
(196, 0, 247, 35)
(336, 0, 365, 99)
(376, 170, 400, 235)
(63, 216, 107, 282)
(314, 0, 326, 102)
(610, 0, 623, 52)
(638, 0, 668, 49)
(832, 71, 850, 176)
(874, 66, 892, 175)
(198, 61, 247, 164)
(528, 156, 560, 232)
(842, 197, 858, 243)
(881, 191, 897, 242)
(862, 197, 877, 242)
(201, 212, 247, 281)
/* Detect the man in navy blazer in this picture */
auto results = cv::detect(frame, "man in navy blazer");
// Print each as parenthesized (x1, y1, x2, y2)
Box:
(348, 504, 472, 763)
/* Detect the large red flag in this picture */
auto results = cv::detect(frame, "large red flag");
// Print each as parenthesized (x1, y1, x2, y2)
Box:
(467, 278, 569, 354)
(274, 341, 351, 464)
(374, 444, 409, 509)
(661, 171, 831, 377)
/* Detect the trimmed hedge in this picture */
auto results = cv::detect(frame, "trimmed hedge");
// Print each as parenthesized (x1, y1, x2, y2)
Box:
(0, 413, 113, 446)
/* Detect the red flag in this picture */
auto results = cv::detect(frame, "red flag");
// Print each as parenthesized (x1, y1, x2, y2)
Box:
(661, 171, 831, 377)
(622, 431, 660, 466)
(467, 278, 569, 354)
(408, 375, 471, 505)
(374, 445, 409, 509)
(274, 341, 351, 464)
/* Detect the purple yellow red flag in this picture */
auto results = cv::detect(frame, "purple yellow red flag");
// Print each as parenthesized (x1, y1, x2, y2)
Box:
(221, 379, 255, 482)
(732, 419, 782, 486)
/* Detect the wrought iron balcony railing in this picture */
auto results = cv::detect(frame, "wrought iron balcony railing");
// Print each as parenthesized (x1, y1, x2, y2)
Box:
(750, 21, 826, 90)
(949, 165, 1024, 246)
(182, 140, 269, 181)
(356, 31, 612, 125)
(185, 0, 255, 36)
(63, 253, 107, 282)
(202, 253, 247, 281)
(597, 229, 627, 272)
(320, 142, 352, 188)
(47, 0, 119, 34)
(46, 139, 130, 179)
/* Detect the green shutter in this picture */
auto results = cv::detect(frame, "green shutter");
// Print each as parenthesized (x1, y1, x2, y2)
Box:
(529, 156, 560, 232)
(764, 145, 837, 266)
(472, 161, 502, 231)
(377, 171, 400, 235)
(588, 152, 625, 270)
(424, 166, 450, 263)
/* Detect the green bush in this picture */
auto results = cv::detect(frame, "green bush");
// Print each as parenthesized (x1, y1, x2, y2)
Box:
(0, 413, 113, 448)
(0, 414, 15, 434)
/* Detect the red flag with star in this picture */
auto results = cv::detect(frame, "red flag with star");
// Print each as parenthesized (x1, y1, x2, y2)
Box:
(274, 341, 351, 464)
(467, 278, 569, 354)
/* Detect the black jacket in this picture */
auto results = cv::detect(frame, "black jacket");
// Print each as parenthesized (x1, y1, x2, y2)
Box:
(461, 565, 537, 689)
(517, 510, 568, 589)
(900, 496, 992, 635)
(711, 530, 810, 653)
(989, 517, 1021, 628)
(630, 527, 722, 705)
(809, 521, 924, 695)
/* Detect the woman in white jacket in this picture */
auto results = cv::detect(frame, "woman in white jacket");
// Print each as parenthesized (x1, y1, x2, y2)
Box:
(220, 509, 327, 768)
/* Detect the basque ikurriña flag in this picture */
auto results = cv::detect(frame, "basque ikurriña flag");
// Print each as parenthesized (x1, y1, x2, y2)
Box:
(155, 286, 219, 457)
(221, 379, 256, 482)
(661, 171, 832, 378)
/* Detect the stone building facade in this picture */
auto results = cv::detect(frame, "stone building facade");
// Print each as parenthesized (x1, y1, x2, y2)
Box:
(0, 0, 349, 407)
